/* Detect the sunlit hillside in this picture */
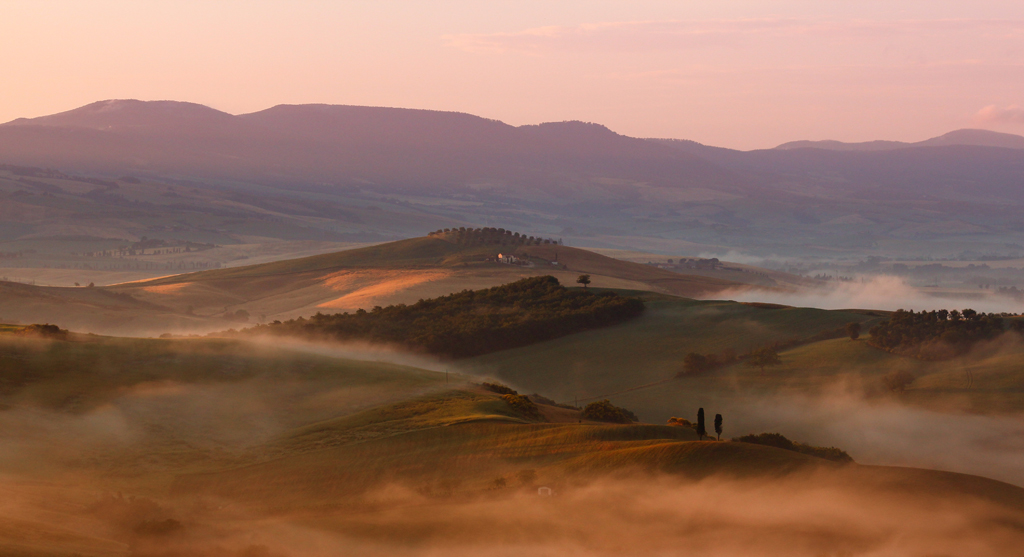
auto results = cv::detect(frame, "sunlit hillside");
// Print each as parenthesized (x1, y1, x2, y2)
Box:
(0, 233, 752, 336)
(0, 329, 1021, 555)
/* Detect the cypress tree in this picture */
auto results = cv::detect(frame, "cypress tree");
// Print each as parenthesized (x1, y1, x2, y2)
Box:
(696, 408, 707, 440)
(714, 414, 723, 441)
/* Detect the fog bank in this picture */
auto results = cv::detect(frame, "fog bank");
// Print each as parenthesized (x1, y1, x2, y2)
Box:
(721, 275, 1023, 313)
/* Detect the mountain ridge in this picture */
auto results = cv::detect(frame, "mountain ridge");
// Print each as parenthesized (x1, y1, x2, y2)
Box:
(775, 128, 1024, 152)
(5, 99, 1024, 260)
(0, 99, 740, 193)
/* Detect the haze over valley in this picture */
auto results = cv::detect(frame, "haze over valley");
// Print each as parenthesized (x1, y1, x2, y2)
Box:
(3, 1, 1024, 555)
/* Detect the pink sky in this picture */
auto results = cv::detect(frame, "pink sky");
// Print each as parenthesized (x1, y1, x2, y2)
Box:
(2, 0, 1023, 149)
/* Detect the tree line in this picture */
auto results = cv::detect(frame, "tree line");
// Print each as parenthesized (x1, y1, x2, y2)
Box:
(678, 346, 782, 376)
(428, 227, 559, 247)
(242, 276, 644, 359)
(732, 433, 853, 463)
(868, 308, 1015, 360)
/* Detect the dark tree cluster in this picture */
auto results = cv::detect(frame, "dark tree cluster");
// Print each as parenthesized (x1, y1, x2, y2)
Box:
(581, 400, 638, 423)
(428, 227, 559, 247)
(482, 382, 518, 395)
(868, 308, 1007, 360)
(501, 394, 540, 418)
(15, 324, 68, 339)
(246, 276, 644, 358)
(745, 346, 781, 373)
(483, 383, 570, 415)
(734, 433, 853, 463)
(678, 350, 737, 376)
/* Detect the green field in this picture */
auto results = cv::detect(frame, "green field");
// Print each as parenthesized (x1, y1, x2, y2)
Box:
(466, 292, 882, 408)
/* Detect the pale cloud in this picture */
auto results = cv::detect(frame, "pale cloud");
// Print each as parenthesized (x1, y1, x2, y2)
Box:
(444, 18, 1024, 55)
(975, 104, 1024, 123)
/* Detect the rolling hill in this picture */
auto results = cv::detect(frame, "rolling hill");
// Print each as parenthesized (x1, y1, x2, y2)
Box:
(0, 330, 1021, 555)
(464, 291, 884, 417)
(775, 128, 1024, 151)
(0, 233, 754, 336)
(4, 100, 1024, 264)
(0, 100, 742, 196)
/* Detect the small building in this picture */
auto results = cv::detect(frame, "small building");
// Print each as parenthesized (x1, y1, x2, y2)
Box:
(498, 253, 519, 264)
(537, 486, 553, 497)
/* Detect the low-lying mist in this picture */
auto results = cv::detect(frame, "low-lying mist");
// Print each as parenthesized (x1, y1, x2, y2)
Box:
(4, 471, 1019, 557)
(720, 274, 1024, 313)
(0, 333, 1021, 554)
(730, 389, 1024, 486)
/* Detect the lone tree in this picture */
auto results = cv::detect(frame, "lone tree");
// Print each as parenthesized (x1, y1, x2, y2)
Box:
(714, 413, 723, 441)
(696, 408, 707, 440)
(746, 346, 781, 374)
(846, 322, 862, 341)
(576, 274, 591, 289)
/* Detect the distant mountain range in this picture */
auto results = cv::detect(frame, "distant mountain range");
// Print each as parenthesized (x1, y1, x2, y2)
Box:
(0, 99, 737, 194)
(774, 129, 1024, 152)
(2, 99, 1024, 258)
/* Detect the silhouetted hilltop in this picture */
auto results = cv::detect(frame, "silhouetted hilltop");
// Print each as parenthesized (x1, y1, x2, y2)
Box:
(0, 100, 739, 193)
(4, 99, 238, 132)
(6, 100, 1024, 257)
(775, 128, 1024, 151)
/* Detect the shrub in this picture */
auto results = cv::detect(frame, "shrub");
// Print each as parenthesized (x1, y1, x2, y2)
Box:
(502, 394, 540, 418)
(582, 400, 637, 424)
(846, 322, 862, 340)
(734, 433, 853, 463)
(678, 349, 738, 377)
(482, 382, 517, 395)
(745, 346, 781, 373)
(17, 324, 68, 339)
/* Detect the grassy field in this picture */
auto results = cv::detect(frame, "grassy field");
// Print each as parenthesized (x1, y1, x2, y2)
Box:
(465, 291, 882, 406)
(119, 236, 746, 321)
(1, 235, 753, 336)
(0, 330, 1022, 555)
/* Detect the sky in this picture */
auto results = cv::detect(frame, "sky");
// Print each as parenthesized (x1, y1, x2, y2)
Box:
(1, 0, 1023, 149)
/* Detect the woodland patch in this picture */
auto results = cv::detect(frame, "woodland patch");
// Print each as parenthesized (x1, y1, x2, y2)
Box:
(243, 276, 644, 358)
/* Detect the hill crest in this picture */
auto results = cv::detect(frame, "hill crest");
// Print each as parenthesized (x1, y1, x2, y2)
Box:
(775, 128, 1024, 152)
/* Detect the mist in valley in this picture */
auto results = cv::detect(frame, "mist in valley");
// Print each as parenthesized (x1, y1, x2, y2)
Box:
(694, 388, 1024, 486)
(720, 275, 1024, 314)
(4, 0, 1024, 552)
(0, 332, 1021, 555)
